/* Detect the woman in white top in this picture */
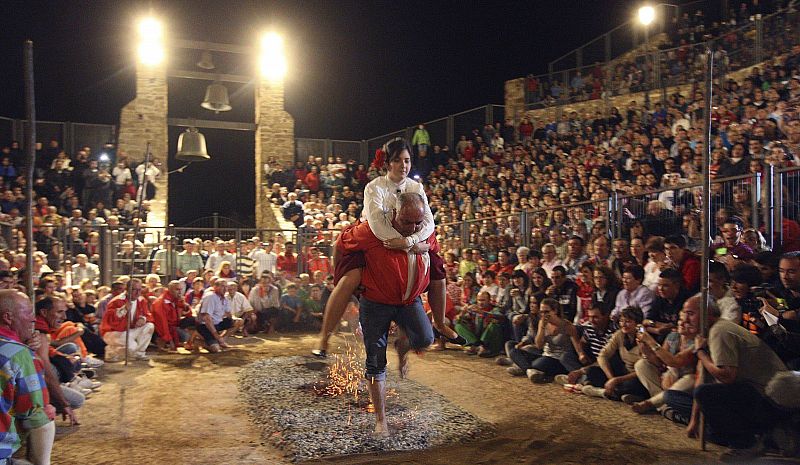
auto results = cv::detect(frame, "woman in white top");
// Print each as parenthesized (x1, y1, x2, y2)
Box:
(313, 138, 462, 357)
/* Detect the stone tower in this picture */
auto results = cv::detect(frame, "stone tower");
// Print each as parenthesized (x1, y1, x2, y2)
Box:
(117, 63, 169, 227)
(255, 79, 295, 230)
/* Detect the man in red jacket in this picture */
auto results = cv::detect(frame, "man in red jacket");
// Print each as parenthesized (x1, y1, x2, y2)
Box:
(339, 193, 435, 436)
(101, 278, 154, 362)
(151, 281, 192, 351)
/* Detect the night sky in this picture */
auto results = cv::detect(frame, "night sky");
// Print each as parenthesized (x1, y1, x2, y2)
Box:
(0, 0, 700, 225)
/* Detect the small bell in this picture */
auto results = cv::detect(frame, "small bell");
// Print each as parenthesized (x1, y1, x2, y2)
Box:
(201, 82, 232, 113)
(176, 127, 211, 162)
(196, 50, 215, 70)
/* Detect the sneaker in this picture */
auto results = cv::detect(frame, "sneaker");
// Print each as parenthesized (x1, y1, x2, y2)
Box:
(621, 394, 645, 405)
(553, 374, 570, 385)
(495, 356, 512, 366)
(507, 366, 526, 376)
(83, 356, 104, 368)
(134, 353, 151, 361)
(105, 354, 122, 363)
(526, 369, 549, 383)
(582, 385, 606, 398)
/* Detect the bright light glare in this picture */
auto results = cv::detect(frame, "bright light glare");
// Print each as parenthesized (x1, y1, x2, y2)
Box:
(137, 16, 164, 66)
(138, 17, 162, 38)
(138, 42, 165, 66)
(638, 6, 656, 26)
(260, 32, 287, 81)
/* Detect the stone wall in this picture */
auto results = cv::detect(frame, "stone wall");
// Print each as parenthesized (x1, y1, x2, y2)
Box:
(117, 65, 168, 227)
(255, 80, 295, 230)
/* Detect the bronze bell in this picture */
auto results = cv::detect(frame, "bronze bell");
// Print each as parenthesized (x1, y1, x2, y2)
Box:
(196, 50, 215, 70)
(201, 82, 232, 113)
(176, 127, 211, 162)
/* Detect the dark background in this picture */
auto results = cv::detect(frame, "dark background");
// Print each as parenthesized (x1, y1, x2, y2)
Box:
(0, 0, 703, 225)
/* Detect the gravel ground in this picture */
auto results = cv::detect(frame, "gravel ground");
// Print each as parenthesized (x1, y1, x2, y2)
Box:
(239, 355, 495, 462)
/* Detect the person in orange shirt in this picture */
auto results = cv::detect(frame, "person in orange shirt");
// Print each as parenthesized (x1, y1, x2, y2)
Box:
(306, 247, 331, 275)
(101, 278, 154, 362)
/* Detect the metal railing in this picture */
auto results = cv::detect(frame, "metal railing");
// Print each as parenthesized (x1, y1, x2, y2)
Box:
(0, 116, 115, 158)
(296, 104, 506, 167)
(522, 7, 800, 110)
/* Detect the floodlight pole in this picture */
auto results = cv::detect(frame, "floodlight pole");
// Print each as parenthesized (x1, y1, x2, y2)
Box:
(125, 141, 152, 366)
(698, 44, 714, 451)
(23, 41, 36, 302)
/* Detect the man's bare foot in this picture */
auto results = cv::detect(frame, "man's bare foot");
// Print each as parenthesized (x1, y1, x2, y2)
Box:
(373, 421, 390, 437)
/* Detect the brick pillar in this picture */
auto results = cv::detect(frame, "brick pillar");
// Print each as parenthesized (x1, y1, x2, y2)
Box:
(255, 79, 295, 230)
(117, 64, 168, 227)
(505, 77, 526, 124)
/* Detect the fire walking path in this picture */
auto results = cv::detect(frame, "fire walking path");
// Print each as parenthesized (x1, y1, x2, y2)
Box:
(51, 334, 731, 465)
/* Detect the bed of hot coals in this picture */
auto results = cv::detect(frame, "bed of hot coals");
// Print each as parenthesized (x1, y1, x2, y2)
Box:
(238, 346, 495, 462)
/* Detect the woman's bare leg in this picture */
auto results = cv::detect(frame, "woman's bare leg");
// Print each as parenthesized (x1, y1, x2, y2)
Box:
(428, 278, 460, 341)
(316, 268, 362, 354)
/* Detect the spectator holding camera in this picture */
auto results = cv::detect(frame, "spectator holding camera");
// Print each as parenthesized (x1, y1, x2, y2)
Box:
(711, 216, 754, 270)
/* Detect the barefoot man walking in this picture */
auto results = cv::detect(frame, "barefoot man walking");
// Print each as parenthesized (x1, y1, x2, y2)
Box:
(338, 193, 436, 435)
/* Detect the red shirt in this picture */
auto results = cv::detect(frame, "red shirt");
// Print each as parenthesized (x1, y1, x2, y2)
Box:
(340, 221, 439, 306)
(678, 252, 701, 293)
(101, 296, 152, 335)
(151, 291, 191, 342)
(307, 256, 331, 275)
(277, 253, 298, 277)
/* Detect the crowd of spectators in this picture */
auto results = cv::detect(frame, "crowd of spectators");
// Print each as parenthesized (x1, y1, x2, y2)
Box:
(526, 0, 797, 106)
(0, 5, 799, 459)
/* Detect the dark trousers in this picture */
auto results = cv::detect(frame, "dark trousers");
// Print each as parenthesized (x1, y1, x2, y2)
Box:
(585, 354, 649, 400)
(359, 296, 434, 381)
(81, 331, 106, 357)
(196, 317, 233, 346)
(50, 354, 77, 383)
(695, 382, 789, 449)
(509, 349, 567, 376)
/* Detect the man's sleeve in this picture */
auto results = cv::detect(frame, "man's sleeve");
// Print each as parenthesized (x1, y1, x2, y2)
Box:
(11, 350, 50, 430)
(198, 295, 210, 315)
(339, 221, 380, 253)
(708, 324, 740, 369)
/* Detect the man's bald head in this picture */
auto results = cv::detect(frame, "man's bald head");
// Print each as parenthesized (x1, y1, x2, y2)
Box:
(393, 193, 426, 237)
(0, 290, 34, 341)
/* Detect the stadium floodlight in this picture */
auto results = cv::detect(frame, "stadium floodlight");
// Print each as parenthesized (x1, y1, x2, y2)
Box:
(260, 32, 287, 82)
(137, 16, 165, 66)
(638, 5, 656, 26)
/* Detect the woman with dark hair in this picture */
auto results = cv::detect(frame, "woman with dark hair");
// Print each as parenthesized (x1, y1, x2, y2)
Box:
(590, 265, 620, 317)
(508, 297, 584, 383)
(460, 272, 480, 305)
(313, 138, 464, 358)
(529, 267, 552, 302)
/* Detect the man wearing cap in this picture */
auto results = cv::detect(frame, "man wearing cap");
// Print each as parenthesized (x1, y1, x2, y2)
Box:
(338, 192, 436, 436)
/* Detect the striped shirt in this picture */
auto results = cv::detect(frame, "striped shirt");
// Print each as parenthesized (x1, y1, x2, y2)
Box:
(0, 333, 50, 459)
(580, 322, 618, 359)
